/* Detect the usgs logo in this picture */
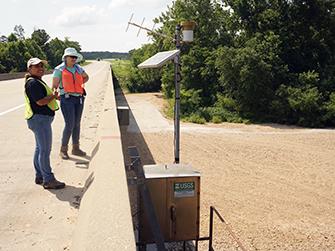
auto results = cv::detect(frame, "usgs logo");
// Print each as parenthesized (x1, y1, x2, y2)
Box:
(174, 182, 195, 191)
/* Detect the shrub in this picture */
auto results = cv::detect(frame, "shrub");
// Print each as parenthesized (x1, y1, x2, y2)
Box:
(324, 92, 335, 125)
(286, 86, 322, 127)
(211, 115, 222, 124)
(186, 113, 206, 124)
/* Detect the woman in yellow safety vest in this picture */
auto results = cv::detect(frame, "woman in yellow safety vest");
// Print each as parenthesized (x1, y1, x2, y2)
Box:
(25, 58, 65, 189)
(52, 48, 89, 160)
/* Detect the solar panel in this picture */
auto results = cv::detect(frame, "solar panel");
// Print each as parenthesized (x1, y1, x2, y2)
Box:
(138, 50, 180, 69)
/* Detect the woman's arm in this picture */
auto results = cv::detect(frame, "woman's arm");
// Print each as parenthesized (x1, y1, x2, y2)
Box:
(36, 94, 57, 106)
(28, 79, 59, 106)
(82, 72, 89, 83)
(52, 77, 60, 90)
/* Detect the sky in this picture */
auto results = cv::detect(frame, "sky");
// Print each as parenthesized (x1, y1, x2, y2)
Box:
(0, 0, 174, 52)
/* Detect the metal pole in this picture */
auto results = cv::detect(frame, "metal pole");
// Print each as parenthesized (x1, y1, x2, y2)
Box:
(209, 206, 214, 251)
(174, 24, 181, 164)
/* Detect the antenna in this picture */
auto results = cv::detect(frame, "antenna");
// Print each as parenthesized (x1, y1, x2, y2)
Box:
(148, 23, 156, 41)
(137, 17, 146, 37)
(125, 13, 134, 32)
(126, 13, 174, 41)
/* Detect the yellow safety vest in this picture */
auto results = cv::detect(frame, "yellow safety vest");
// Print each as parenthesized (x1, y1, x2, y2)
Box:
(24, 77, 59, 120)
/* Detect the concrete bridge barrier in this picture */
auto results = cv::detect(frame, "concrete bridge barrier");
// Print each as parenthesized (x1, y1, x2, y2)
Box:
(71, 69, 136, 250)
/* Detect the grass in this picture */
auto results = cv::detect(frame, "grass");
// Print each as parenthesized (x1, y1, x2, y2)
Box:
(105, 58, 118, 63)
(110, 59, 132, 91)
(80, 61, 92, 66)
(111, 60, 131, 74)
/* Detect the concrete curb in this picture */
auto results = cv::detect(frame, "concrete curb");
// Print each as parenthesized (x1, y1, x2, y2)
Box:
(71, 69, 136, 250)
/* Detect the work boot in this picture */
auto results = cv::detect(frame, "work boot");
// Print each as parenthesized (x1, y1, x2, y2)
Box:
(35, 177, 43, 185)
(72, 144, 86, 157)
(43, 178, 65, 190)
(60, 145, 70, 160)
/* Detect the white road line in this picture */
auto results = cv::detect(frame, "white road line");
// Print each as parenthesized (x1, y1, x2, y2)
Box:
(0, 104, 25, 117)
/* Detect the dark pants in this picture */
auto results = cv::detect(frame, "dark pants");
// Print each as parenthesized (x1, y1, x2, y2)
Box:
(27, 114, 55, 183)
(60, 95, 84, 146)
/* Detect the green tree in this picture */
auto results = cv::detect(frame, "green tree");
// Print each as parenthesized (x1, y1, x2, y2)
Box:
(44, 38, 65, 67)
(217, 0, 335, 126)
(7, 40, 29, 72)
(64, 37, 81, 52)
(13, 25, 25, 40)
(127, 44, 162, 92)
(7, 33, 18, 42)
(0, 27, 82, 73)
(96, 0, 335, 126)
(25, 39, 46, 60)
(156, 0, 233, 105)
(31, 29, 50, 47)
(45, 37, 82, 68)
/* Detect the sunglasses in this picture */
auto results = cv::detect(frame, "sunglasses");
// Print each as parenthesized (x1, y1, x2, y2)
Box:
(69, 56, 78, 59)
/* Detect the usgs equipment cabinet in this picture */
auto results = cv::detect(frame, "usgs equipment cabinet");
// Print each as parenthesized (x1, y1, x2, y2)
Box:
(139, 164, 200, 244)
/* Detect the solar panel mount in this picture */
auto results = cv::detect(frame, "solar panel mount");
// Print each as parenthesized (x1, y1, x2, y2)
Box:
(138, 50, 180, 69)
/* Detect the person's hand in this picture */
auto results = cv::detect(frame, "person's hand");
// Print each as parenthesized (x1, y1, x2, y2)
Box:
(53, 90, 60, 100)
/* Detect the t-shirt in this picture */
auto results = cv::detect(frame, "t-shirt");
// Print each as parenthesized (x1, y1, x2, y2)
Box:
(53, 63, 85, 96)
(25, 78, 55, 117)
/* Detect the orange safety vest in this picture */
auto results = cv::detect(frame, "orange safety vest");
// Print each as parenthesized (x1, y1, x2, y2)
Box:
(61, 68, 84, 95)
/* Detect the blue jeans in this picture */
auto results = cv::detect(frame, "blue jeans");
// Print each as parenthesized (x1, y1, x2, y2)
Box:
(27, 114, 55, 183)
(60, 95, 84, 146)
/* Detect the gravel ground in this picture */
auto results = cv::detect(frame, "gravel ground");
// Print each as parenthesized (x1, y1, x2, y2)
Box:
(118, 92, 335, 251)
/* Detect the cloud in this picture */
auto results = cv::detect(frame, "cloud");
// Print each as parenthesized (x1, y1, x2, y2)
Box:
(108, 0, 167, 9)
(52, 5, 104, 27)
(108, 0, 130, 9)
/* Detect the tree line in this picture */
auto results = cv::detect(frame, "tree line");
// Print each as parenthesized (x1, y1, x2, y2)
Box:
(0, 25, 82, 73)
(82, 51, 129, 60)
(124, 0, 335, 127)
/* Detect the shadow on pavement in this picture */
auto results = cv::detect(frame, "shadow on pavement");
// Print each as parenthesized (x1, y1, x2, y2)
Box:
(65, 141, 101, 169)
(47, 172, 94, 209)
